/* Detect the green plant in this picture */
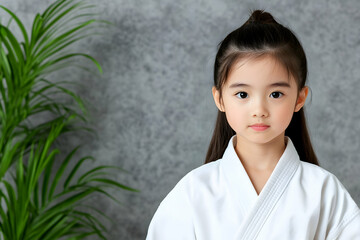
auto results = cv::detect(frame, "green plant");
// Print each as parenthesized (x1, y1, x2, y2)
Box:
(0, 0, 138, 239)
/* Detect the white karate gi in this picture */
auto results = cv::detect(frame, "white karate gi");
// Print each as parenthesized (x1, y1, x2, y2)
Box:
(146, 135, 360, 239)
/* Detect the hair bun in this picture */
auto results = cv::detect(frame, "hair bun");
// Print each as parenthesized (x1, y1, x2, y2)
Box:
(247, 9, 278, 24)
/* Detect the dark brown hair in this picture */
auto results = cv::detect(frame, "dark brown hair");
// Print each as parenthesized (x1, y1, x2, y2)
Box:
(205, 10, 319, 166)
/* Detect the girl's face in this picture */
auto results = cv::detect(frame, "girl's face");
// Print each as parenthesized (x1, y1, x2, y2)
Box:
(212, 55, 308, 146)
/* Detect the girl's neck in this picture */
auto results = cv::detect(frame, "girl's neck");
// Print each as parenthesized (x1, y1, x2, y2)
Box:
(234, 134, 287, 172)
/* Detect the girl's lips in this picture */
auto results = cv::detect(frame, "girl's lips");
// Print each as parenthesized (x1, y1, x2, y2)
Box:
(250, 124, 270, 131)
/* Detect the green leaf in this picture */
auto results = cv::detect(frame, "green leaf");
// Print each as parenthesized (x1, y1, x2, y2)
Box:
(92, 178, 139, 192)
(0, 6, 29, 47)
(48, 146, 80, 201)
(64, 155, 94, 189)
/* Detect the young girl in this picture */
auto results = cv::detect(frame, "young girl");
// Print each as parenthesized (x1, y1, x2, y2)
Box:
(146, 10, 360, 239)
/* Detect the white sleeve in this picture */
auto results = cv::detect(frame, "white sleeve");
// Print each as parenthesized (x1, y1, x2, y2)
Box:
(325, 174, 360, 240)
(146, 175, 196, 240)
(328, 208, 360, 240)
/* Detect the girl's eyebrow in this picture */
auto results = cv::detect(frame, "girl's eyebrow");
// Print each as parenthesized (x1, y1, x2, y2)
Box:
(269, 82, 291, 88)
(229, 82, 291, 88)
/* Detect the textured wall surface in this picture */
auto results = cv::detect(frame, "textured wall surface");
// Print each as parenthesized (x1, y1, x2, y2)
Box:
(1, 0, 360, 239)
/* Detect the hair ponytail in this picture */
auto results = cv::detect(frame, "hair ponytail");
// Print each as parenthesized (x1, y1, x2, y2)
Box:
(246, 9, 278, 24)
(204, 9, 319, 166)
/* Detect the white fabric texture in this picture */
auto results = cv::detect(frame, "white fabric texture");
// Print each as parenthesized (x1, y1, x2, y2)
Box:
(146, 135, 360, 239)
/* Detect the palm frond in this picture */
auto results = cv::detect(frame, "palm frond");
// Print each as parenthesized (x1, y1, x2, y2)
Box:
(0, 0, 138, 239)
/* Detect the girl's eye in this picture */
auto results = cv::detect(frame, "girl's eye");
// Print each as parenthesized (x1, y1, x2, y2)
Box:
(236, 92, 248, 99)
(270, 92, 283, 99)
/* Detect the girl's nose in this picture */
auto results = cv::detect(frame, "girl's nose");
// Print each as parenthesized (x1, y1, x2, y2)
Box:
(252, 99, 269, 118)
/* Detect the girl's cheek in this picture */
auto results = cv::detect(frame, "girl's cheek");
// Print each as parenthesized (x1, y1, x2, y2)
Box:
(282, 107, 295, 125)
(274, 104, 293, 120)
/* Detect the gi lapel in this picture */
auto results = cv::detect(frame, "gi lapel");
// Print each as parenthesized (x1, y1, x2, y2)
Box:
(221, 135, 259, 218)
(221, 135, 300, 240)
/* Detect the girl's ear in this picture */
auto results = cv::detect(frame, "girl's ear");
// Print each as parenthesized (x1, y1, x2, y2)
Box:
(294, 86, 309, 112)
(212, 86, 225, 112)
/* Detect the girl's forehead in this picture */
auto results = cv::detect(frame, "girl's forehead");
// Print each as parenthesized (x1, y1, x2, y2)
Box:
(225, 55, 296, 87)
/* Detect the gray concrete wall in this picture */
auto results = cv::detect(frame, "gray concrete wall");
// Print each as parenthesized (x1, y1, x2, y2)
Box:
(1, 0, 360, 239)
